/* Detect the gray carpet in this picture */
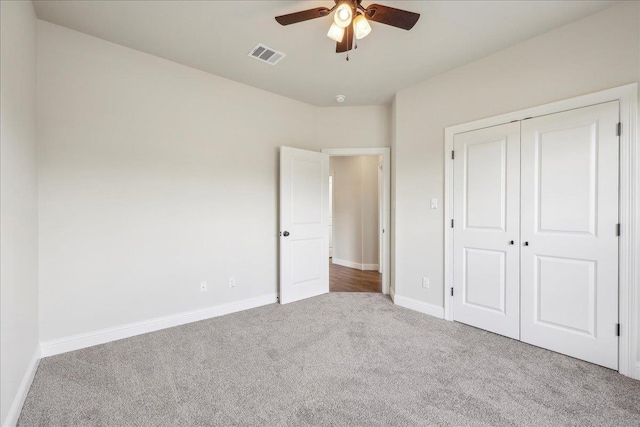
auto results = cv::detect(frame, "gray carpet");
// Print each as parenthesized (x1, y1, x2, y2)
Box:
(18, 293, 640, 426)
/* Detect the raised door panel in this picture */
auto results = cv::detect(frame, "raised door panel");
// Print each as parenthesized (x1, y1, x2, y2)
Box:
(465, 138, 506, 231)
(463, 248, 506, 314)
(291, 159, 322, 225)
(536, 256, 596, 336)
(537, 124, 596, 235)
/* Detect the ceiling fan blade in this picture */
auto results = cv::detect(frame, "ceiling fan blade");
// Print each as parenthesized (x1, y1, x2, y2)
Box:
(275, 7, 331, 26)
(336, 25, 354, 53)
(365, 4, 420, 30)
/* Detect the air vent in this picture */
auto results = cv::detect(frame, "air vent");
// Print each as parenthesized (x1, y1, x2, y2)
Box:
(248, 43, 286, 66)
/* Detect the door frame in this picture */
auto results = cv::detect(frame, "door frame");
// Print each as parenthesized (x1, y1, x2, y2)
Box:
(443, 83, 638, 379)
(329, 173, 334, 258)
(322, 147, 391, 295)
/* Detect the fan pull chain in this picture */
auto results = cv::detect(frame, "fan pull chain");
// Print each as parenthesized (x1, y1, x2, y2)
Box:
(346, 24, 350, 61)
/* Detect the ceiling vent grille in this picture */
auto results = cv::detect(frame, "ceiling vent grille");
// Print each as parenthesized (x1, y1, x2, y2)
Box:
(248, 43, 286, 66)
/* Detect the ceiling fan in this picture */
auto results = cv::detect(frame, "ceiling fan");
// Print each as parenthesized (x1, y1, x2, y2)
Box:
(275, 1, 420, 56)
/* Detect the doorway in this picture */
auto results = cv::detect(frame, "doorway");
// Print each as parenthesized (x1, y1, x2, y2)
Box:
(278, 147, 390, 305)
(323, 148, 390, 295)
(329, 155, 382, 293)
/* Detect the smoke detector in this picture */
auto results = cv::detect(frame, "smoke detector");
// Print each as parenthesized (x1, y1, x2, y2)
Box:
(335, 95, 346, 103)
(248, 43, 286, 66)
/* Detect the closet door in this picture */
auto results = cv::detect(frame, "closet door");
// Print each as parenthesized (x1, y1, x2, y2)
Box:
(520, 102, 619, 369)
(453, 122, 521, 339)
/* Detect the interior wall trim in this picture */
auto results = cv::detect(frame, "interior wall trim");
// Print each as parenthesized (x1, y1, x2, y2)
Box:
(3, 348, 40, 427)
(443, 83, 639, 379)
(331, 258, 379, 271)
(40, 293, 278, 358)
(393, 294, 445, 319)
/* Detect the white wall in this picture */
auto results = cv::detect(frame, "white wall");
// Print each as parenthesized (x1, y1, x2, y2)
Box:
(393, 2, 639, 307)
(330, 156, 379, 268)
(316, 105, 391, 149)
(361, 156, 379, 266)
(1, 1, 40, 425)
(637, 11, 640, 378)
(37, 21, 392, 344)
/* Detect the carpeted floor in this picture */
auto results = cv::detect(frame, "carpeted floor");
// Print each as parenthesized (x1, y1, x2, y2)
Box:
(19, 293, 640, 426)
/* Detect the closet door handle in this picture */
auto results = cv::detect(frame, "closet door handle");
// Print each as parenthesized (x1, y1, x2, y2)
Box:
(523, 241, 529, 246)
(509, 240, 514, 245)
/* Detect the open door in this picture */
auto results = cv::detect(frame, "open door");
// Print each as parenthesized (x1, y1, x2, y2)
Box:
(279, 147, 330, 304)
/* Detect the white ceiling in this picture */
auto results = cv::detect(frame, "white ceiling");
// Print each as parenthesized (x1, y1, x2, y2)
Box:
(33, 0, 616, 107)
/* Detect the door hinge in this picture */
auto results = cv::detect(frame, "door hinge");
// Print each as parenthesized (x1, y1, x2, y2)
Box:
(616, 122, 621, 136)
(451, 151, 455, 160)
(616, 223, 621, 236)
(451, 287, 454, 297)
(451, 219, 454, 228)
(616, 323, 620, 336)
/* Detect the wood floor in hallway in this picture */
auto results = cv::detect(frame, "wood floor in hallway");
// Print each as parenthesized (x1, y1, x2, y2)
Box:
(330, 260, 382, 293)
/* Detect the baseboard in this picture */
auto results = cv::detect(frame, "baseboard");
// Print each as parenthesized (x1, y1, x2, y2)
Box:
(633, 362, 640, 380)
(393, 294, 444, 320)
(332, 258, 379, 271)
(40, 293, 278, 358)
(3, 348, 40, 427)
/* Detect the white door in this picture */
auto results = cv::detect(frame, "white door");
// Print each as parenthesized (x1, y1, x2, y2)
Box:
(453, 122, 521, 339)
(280, 147, 330, 304)
(520, 102, 619, 369)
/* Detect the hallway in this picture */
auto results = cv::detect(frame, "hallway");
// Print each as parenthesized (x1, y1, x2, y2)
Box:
(330, 262, 382, 293)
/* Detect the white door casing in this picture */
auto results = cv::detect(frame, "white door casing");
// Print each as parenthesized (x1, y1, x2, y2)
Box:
(453, 122, 521, 339)
(322, 148, 391, 295)
(378, 160, 383, 274)
(520, 101, 620, 369)
(329, 174, 333, 258)
(280, 147, 330, 304)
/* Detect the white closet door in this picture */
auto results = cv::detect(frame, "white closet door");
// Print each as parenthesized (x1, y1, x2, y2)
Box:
(520, 102, 619, 369)
(453, 122, 521, 339)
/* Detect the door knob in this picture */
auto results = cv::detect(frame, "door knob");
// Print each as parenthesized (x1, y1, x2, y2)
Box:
(509, 240, 514, 245)
(283, 231, 290, 237)
(524, 241, 529, 246)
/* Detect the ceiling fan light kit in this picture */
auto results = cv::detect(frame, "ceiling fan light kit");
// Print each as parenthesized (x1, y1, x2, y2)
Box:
(275, 1, 420, 59)
(334, 3, 353, 28)
(353, 14, 372, 39)
(327, 22, 345, 43)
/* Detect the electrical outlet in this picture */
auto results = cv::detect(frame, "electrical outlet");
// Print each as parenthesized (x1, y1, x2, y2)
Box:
(422, 277, 430, 289)
(229, 277, 236, 288)
(430, 198, 438, 209)
(200, 282, 208, 292)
